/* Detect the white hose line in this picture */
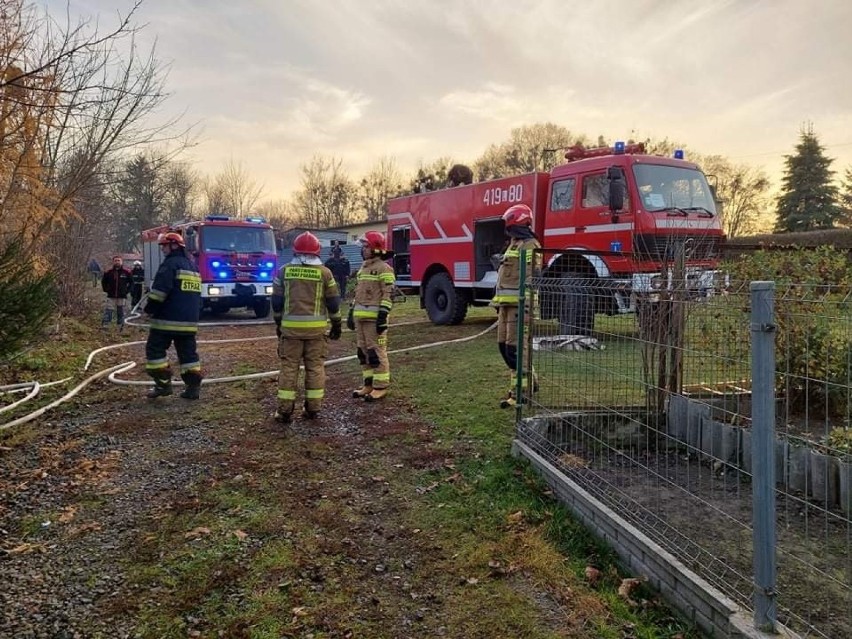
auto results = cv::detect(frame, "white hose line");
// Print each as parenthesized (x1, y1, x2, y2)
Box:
(2, 316, 494, 430)
(0, 382, 40, 414)
(124, 295, 275, 330)
(1, 378, 74, 395)
(84, 336, 278, 371)
(106, 321, 497, 386)
(0, 362, 135, 431)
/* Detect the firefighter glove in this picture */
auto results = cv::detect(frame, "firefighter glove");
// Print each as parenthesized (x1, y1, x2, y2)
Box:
(376, 309, 389, 335)
(329, 318, 342, 341)
(346, 307, 355, 331)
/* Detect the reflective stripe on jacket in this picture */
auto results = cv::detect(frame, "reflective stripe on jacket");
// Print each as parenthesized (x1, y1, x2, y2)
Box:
(352, 257, 394, 319)
(492, 238, 541, 306)
(146, 251, 201, 333)
(271, 261, 340, 338)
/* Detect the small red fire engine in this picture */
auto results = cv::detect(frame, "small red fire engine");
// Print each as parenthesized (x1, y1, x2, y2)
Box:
(142, 215, 278, 317)
(386, 143, 724, 332)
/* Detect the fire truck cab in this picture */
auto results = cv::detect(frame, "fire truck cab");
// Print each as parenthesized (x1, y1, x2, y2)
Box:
(387, 143, 724, 331)
(142, 215, 278, 318)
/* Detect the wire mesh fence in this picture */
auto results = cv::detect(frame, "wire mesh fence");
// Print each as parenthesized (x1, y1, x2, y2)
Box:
(516, 249, 852, 638)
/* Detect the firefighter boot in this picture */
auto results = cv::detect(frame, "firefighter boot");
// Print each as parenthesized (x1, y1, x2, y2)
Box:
(364, 387, 388, 402)
(274, 409, 292, 424)
(499, 392, 517, 409)
(147, 380, 173, 399)
(352, 378, 373, 398)
(302, 401, 319, 420)
(179, 385, 200, 400)
(101, 308, 113, 328)
(116, 306, 125, 331)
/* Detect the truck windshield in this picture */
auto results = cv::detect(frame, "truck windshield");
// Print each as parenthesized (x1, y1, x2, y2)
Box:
(202, 226, 276, 253)
(632, 164, 717, 215)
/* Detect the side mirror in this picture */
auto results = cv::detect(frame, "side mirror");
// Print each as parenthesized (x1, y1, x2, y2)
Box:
(607, 166, 625, 219)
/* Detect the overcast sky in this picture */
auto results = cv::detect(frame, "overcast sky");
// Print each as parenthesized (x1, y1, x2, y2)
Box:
(46, 0, 852, 202)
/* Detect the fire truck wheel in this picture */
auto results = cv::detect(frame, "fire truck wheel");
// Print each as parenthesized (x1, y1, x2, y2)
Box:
(557, 274, 594, 336)
(253, 299, 271, 319)
(424, 272, 467, 325)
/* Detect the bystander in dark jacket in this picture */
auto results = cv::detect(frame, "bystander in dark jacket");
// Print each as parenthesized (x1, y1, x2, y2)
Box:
(101, 256, 132, 328)
(324, 244, 351, 298)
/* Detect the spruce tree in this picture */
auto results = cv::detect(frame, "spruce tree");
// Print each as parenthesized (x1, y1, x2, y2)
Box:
(774, 125, 840, 232)
(839, 166, 852, 227)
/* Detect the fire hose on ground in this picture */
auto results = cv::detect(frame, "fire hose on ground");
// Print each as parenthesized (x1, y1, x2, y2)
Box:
(1, 298, 496, 431)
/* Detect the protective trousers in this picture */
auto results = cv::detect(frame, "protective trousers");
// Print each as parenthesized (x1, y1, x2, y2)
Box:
(355, 319, 389, 390)
(145, 330, 202, 389)
(102, 298, 126, 327)
(496, 305, 536, 399)
(277, 336, 327, 415)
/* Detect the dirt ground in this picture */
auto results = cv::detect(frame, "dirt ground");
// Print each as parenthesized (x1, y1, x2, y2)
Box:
(1, 317, 619, 639)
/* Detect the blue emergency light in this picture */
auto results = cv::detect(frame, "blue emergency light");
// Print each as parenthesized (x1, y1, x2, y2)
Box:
(218, 271, 228, 279)
(259, 271, 269, 279)
(265, 261, 275, 269)
(205, 215, 230, 221)
(674, 149, 685, 159)
(245, 216, 266, 224)
(614, 141, 626, 154)
(211, 260, 222, 268)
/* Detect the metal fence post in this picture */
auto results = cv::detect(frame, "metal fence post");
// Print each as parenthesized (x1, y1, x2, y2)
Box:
(750, 281, 777, 632)
(515, 250, 527, 420)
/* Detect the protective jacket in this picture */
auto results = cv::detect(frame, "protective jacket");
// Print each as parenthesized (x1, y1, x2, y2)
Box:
(324, 255, 351, 288)
(102, 266, 132, 299)
(144, 248, 201, 333)
(272, 257, 341, 338)
(131, 265, 145, 286)
(493, 237, 541, 306)
(352, 256, 394, 319)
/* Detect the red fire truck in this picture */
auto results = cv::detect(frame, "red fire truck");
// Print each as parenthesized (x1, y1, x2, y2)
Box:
(142, 215, 278, 318)
(386, 143, 724, 332)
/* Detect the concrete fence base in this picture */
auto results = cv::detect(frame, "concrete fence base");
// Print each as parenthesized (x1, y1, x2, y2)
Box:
(513, 438, 799, 638)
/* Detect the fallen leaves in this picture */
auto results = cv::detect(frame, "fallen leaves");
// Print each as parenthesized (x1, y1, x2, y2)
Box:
(584, 565, 602, 586)
(184, 526, 211, 539)
(58, 505, 78, 523)
(617, 577, 646, 606)
(4, 542, 46, 555)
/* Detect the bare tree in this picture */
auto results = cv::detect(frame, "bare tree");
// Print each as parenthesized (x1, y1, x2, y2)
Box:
(700, 155, 770, 238)
(474, 123, 586, 180)
(255, 197, 295, 229)
(109, 151, 198, 250)
(200, 174, 227, 216)
(213, 158, 264, 218)
(0, 0, 191, 335)
(358, 156, 402, 221)
(292, 155, 356, 228)
(408, 156, 456, 193)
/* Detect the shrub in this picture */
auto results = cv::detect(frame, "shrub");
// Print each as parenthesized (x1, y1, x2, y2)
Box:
(0, 237, 57, 361)
(705, 247, 852, 418)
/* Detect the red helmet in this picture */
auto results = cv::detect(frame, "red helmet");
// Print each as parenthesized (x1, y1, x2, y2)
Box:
(359, 231, 386, 252)
(293, 231, 321, 256)
(502, 204, 533, 227)
(158, 231, 185, 247)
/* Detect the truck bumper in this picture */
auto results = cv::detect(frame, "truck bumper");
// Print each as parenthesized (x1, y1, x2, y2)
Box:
(202, 282, 273, 302)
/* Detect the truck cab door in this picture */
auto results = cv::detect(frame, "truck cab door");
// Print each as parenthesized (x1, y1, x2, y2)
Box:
(578, 170, 631, 255)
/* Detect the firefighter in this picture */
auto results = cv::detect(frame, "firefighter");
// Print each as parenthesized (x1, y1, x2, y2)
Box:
(324, 242, 351, 298)
(101, 255, 132, 329)
(130, 260, 146, 308)
(271, 232, 341, 424)
(493, 204, 541, 408)
(347, 231, 394, 401)
(143, 232, 203, 400)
